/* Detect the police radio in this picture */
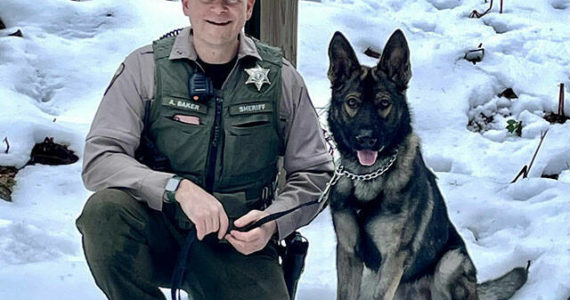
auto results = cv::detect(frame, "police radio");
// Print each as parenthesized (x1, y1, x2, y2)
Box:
(188, 72, 214, 102)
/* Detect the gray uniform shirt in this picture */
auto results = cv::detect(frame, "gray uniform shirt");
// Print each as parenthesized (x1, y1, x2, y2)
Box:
(82, 27, 333, 240)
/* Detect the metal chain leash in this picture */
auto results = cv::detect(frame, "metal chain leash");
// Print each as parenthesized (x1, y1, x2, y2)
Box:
(317, 149, 399, 202)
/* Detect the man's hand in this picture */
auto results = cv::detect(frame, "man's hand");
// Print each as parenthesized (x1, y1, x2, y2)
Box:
(175, 179, 229, 240)
(225, 210, 277, 255)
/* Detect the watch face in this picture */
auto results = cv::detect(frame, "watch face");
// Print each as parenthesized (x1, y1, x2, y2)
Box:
(166, 177, 181, 192)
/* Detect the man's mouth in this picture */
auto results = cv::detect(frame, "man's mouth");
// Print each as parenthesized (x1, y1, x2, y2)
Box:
(206, 20, 232, 26)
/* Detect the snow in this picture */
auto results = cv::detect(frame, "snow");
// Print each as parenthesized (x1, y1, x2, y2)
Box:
(0, 0, 568, 299)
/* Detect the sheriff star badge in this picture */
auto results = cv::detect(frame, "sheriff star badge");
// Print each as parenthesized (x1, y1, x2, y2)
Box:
(245, 64, 271, 91)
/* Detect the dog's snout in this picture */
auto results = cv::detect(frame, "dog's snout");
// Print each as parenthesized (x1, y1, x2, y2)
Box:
(355, 130, 377, 148)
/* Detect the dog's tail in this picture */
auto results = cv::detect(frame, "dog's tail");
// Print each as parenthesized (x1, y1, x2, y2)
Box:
(477, 261, 530, 300)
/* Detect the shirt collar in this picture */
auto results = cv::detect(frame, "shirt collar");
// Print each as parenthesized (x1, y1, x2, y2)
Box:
(169, 27, 262, 62)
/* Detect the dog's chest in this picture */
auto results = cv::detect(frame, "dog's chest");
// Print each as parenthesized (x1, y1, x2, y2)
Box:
(353, 178, 384, 201)
(335, 174, 384, 203)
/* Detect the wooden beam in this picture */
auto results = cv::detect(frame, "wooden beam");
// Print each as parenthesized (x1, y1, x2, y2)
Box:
(246, 0, 298, 66)
(260, 0, 298, 66)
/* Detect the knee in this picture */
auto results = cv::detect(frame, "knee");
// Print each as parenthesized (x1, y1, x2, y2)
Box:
(76, 188, 135, 235)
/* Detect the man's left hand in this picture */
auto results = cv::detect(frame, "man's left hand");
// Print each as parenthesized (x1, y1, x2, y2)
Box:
(225, 210, 277, 255)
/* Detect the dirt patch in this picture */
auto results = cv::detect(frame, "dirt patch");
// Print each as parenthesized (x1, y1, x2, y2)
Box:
(467, 112, 495, 132)
(497, 88, 518, 99)
(467, 88, 520, 133)
(541, 174, 559, 180)
(28, 137, 79, 165)
(544, 112, 569, 124)
(9, 29, 23, 38)
(0, 166, 17, 202)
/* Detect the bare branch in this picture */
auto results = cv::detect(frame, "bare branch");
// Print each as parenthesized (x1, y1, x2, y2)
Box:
(3, 137, 8, 154)
(512, 130, 548, 183)
(470, 0, 494, 18)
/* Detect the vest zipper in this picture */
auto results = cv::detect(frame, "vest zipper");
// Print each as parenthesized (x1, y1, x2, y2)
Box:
(204, 95, 223, 192)
(203, 59, 239, 192)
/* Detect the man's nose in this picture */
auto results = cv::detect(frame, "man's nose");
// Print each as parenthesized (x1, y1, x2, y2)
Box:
(209, 0, 229, 13)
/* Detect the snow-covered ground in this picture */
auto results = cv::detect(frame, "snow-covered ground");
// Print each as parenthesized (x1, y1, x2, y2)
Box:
(0, 0, 568, 299)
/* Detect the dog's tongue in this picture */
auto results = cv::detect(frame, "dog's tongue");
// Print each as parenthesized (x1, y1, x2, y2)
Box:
(357, 150, 378, 166)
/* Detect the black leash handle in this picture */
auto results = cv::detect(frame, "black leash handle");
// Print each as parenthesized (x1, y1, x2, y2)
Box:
(229, 199, 321, 232)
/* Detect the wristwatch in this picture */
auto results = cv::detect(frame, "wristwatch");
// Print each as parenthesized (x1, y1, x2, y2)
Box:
(164, 175, 183, 203)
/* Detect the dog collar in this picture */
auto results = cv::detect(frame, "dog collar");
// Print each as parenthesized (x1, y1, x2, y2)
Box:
(339, 149, 399, 181)
(317, 150, 398, 202)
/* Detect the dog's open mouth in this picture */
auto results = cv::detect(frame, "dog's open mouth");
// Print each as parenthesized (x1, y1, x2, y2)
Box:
(357, 150, 378, 166)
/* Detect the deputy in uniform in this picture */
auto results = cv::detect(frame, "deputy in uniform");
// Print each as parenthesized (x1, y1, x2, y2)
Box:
(76, 0, 333, 299)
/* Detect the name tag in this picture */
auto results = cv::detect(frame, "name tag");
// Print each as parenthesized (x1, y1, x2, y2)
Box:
(162, 97, 207, 114)
(230, 102, 273, 115)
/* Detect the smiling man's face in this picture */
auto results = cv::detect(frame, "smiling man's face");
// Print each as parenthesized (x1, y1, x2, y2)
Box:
(183, 0, 254, 50)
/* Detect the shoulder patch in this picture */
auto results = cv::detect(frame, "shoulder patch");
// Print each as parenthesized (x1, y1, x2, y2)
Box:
(104, 63, 125, 96)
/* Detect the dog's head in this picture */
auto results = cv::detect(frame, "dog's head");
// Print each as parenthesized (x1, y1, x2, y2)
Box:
(327, 29, 412, 167)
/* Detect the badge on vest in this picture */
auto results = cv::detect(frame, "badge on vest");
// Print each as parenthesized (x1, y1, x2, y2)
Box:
(245, 64, 271, 91)
(163, 97, 208, 114)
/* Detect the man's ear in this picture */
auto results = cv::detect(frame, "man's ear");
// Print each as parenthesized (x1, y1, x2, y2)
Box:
(246, 0, 255, 20)
(182, 0, 190, 17)
(377, 29, 412, 90)
(328, 31, 360, 88)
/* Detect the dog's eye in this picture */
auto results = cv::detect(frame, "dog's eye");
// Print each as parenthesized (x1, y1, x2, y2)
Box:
(379, 99, 391, 109)
(346, 97, 360, 109)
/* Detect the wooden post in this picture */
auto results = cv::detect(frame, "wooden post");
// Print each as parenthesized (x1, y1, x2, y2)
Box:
(245, 0, 298, 66)
(559, 83, 565, 116)
(261, 0, 298, 66)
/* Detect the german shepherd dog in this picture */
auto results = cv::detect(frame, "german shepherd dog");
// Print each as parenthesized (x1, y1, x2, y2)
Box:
(326, 30, 528, 300)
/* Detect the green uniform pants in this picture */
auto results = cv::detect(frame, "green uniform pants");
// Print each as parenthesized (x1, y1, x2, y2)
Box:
(76, 188, 289, 300)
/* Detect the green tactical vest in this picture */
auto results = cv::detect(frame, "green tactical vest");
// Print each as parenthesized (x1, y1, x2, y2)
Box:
(149, 35, 283, 219)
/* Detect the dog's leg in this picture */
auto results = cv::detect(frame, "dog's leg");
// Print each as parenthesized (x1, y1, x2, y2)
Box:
(431, 249, 478, 300)
(337, 242, 364, 300)
(369, 251, 407, 300)
(363, 216, 408, 300)
(333, 209, 363, 300)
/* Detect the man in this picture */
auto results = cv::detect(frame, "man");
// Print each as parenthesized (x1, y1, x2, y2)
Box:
(76, 0, 333, 299)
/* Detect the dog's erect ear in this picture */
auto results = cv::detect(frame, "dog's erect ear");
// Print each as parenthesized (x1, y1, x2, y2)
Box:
(328, 32, 360, 87)
(377, 29, 411, 90)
